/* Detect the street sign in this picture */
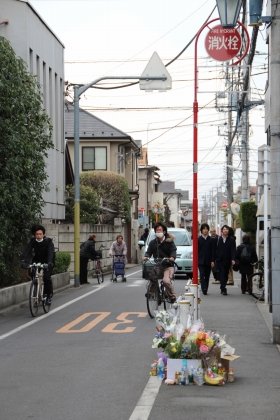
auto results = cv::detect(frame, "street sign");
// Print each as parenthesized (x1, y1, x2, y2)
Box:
(140, 51, 172, 91)
(205, 25, 242, 62)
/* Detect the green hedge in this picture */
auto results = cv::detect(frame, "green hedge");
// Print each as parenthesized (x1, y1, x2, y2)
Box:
(53, 251, 71, 274)
(239, 202, 257, 233)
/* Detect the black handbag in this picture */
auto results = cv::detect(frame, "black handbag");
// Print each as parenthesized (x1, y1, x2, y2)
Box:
(232, 262, 239, 272)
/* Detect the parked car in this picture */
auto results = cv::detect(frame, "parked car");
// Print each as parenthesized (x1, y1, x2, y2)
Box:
(138, 227, 193, 279)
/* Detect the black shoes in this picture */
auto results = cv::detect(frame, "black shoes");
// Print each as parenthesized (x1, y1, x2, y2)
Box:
(202, 291, 207, 295)
(221, 289, 228, 295)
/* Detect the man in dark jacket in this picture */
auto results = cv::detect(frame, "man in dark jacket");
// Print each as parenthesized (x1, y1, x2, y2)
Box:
(22, 224, 55, 304)
(144, 222, 177, 302)
(212, 224, 236, 296)
(235, 234, 258, 294)
(198, 223, 213, 295)
(80, 234, 98, 284)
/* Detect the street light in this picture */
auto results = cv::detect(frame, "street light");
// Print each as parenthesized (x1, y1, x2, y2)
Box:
(73, 53, 171, 287)
(216, 0, 243, 27)
(192, 0, 244, 288)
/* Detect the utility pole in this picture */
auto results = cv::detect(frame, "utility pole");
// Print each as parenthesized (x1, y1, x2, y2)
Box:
(240, 98, 250, 202)
(269, 0, 280, 344)
(226, 65, 234, 207)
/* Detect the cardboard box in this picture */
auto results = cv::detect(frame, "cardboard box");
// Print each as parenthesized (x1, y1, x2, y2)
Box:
(166, 358, 202, 380)
(220, 354, 240, 373)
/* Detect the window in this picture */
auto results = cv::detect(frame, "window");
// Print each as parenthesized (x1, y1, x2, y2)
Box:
(82, 147, 107, 171)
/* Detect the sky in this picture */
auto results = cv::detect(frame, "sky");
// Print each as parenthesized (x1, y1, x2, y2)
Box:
(29, 0, 267, 202)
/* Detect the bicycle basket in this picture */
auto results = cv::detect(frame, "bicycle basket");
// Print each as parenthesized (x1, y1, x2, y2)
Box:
(94, 251, 102, 259)
(147, 265, 164, 282)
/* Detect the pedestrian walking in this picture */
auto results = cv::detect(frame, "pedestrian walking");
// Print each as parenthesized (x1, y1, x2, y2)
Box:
(80, 234, 98, 284)
(109, 234, 127, 263)
(139, 227, 149, 250)
(198, 223, 213, 295)
(212, 224, 236, 296)
(235, 234, 258, 294)
(209, 227, 219, 282)
(227, 227, 236, 286)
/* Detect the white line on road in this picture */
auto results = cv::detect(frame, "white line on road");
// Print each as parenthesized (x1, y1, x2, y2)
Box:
(128, 376, 162, 420)
(0, 270, 140, 341)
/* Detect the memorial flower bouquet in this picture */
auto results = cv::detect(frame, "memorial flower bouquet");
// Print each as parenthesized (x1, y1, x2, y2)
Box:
(152, 310, 229, 361)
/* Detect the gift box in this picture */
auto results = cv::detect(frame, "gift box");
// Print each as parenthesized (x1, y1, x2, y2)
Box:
(166, 358, 202, 380)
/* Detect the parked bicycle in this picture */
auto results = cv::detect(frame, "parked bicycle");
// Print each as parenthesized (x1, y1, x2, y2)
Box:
(249, 257, 264, 301)
(28, 263, 51, 317)
(144, 258, 175, 319)
(91, 245, 105, 284)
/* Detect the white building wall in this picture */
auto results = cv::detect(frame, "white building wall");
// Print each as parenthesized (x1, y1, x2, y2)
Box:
(0, 0, 65, 219)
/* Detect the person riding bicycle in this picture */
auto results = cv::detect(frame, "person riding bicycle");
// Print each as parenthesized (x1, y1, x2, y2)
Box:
(22, 224, 55, 305)
(143, 222, 177, 303)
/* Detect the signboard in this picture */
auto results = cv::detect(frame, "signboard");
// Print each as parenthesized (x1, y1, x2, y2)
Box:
(140, 51, 172, 91)
(205, 25, 242, 62)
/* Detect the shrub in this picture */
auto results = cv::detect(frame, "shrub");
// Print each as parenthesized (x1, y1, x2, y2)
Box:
(0, 37, 53, 285)
(53, 252, 71, 274)
(239, 201, 257, 233)
(65, 171, 131, 224)
(65, 185, 99, 224)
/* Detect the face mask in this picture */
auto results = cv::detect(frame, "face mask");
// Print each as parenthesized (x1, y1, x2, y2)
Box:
(36, 238, 43, 243)
(156, 232, 164, 239)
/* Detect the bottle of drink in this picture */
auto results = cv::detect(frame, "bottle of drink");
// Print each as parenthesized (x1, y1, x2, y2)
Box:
(180, 368, 186, 385)
(228, 367, 235, 383)
(157, 358, 165, 380)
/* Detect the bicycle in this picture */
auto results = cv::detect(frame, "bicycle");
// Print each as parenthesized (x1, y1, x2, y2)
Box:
(144, 258, 175, 319)
(249, 257, 264, 301)
(28, 263, 51, 317)
(92, 245, 105, 284)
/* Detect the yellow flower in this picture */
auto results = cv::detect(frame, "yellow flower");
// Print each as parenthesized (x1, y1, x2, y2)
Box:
(206, 337, 214, 347)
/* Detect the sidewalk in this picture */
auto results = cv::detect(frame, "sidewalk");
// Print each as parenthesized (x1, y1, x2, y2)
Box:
(149, 275, 280, 420)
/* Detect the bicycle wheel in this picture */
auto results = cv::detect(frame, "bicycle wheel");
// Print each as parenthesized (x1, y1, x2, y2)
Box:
(42, 297, 51, 313)
(96, 270, 104, 284)
(41, 284, 51, 313)
(250, 272, 264, 301)
(29, 281, 39, 317)
(146, 282, 160, 319)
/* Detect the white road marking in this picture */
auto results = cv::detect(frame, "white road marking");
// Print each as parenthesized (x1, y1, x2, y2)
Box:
(0, 270, 139, 341)
(128, 376, 162, 420)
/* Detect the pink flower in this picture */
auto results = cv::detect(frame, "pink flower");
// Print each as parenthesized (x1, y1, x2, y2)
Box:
(199, 344, 209, 354)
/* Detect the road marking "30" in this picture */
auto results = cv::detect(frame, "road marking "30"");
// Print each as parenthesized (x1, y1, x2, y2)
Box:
(56, 311, 147, 334)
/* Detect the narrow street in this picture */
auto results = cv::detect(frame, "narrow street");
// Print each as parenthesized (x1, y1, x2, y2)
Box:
(0, 267, 279, 420)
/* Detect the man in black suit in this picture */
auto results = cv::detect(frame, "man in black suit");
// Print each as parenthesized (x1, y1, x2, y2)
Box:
(198, 223, 213, 295)
(212, 225, 236, 296)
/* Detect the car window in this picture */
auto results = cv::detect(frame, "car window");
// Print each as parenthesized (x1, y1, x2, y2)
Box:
(147, 230, 191, 246)
(172, 231, 191, 246)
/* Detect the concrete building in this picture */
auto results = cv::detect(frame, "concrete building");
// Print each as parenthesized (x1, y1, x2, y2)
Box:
(264, 0, 280, 343)
(0, 0, 65, 219)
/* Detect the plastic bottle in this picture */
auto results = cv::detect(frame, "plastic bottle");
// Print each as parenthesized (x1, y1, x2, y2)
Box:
(228, 367, 235, 383)
(180, 368, 186, 385)
(157, 358, 165, 380)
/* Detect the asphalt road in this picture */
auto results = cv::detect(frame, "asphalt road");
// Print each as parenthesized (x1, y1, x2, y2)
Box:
(0, 267, 280, 420)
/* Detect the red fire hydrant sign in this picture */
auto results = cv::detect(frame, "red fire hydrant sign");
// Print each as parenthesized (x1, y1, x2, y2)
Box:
(205, 25, 242, 62)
